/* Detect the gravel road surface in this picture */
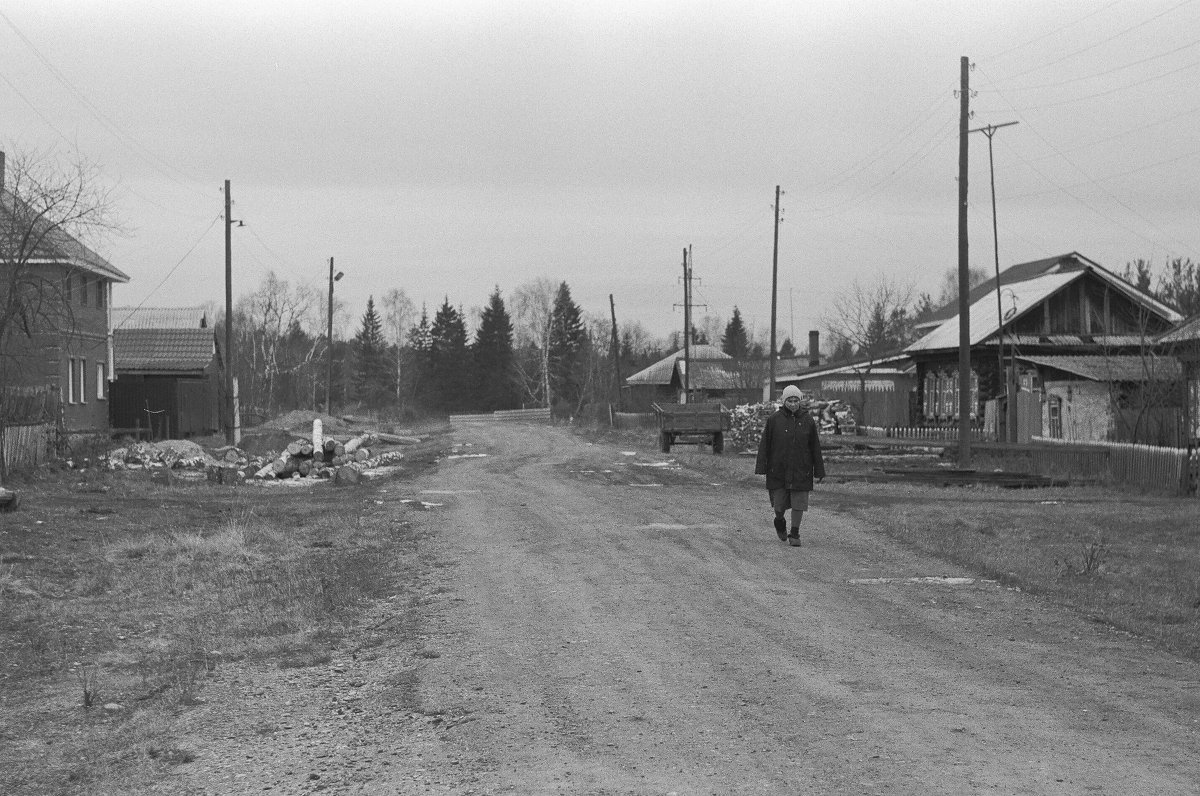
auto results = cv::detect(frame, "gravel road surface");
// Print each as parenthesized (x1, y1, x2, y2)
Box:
(171, 422, 1200, 795)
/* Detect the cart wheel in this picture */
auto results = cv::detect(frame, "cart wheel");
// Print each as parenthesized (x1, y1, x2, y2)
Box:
(659, 432, 672, 453)
(712, 432, 724, 454)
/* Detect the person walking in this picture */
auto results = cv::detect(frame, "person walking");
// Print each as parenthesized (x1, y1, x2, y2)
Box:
(755, 385, 826, 546)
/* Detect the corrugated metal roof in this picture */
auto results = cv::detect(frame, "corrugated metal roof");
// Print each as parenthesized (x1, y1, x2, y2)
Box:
(625, 345, 730, 385)
(114, 328, 215, 373)
(906, 270, 1082, 352)
(1, 190, 130, 282)
(112, 306, 208, 330)
(1158, 313, 1200, 344)
(914, 253, 1094, 331)
(677, 360, 745, 389)
(776, 354, 913, 383)
(1005, 334, 1156, 347)
(1018, 354, 1181, 381)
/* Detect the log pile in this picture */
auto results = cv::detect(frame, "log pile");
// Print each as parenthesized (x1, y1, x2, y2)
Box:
(207, 427, 415, 484)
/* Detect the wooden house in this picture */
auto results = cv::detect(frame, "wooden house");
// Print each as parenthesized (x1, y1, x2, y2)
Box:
(775, 355, 917, 427)
(1159, 313, 1200, 444)
(109, 307, 219, 439)
(625, 345, 761, 409)
(905, 252, 1183, 443)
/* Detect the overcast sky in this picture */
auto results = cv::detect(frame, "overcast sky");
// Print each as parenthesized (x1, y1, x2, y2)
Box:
(3, 0, 1199, 346)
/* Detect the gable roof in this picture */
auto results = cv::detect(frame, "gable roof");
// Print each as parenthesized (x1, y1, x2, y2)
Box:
(113, 328, 215, 374)
(1017, 354, 1181, 381)
(625, 344, 730, 385)
(113, 306, 208, 330)
(0, 190, 129, 283)
(905, 257, 1182, 354)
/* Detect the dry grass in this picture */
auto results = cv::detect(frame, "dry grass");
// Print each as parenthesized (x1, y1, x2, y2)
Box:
(0, 432, 448, 795)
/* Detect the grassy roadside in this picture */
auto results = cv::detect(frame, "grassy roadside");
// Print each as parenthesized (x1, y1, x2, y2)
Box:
(0, 432, 450, 795)
(578, 424, 1200, 662)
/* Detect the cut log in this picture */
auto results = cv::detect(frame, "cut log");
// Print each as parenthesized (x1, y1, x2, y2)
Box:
(286, 441, 304, 456)
(354, 448, 369, 462)
(375, 433, 421, 445)
(299, 443, 314, 457)
(343, 434, 371, 454)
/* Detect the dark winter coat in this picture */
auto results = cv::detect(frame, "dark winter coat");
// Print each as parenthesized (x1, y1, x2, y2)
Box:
(754, 406, 826, 491)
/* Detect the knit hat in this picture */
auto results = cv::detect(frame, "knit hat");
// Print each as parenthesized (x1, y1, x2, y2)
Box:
(781, 385, 804, 402)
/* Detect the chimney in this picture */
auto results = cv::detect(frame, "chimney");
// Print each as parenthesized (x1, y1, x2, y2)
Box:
(808, 330, 820, 368)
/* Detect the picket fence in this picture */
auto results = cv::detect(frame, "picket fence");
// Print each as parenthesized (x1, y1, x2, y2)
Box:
(861, 425, 988, 442)
(448, 407, 552, 424)
(1, 422, 55, 470)
(1028, 436, 1193, 495)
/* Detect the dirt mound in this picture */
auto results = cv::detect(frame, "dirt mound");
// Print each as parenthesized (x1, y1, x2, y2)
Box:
(258, 410, 352, 434)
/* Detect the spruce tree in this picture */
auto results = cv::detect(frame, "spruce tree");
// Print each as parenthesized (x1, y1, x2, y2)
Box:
(406, 305, 433, 409)
(351, 296, 392, 407)
(430, 298, 470, 412)
(548, 282, 587, 410)
(473, 287, 516, 411)
(722, 307, 749, 358)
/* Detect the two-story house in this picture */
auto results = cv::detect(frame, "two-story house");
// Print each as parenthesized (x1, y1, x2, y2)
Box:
(0, 152, 130, 433)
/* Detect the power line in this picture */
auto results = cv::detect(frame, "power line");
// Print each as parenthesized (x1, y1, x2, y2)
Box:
(115, 214, 222, 328)
(0, 9, 210, 200)
(982, 0, 1126, 64)
(992, 0, 1198, 82)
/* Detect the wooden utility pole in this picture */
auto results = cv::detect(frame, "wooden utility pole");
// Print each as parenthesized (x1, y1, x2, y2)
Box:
(326, 257, 342, 413)
(682, 247, 691, 402)
(957, 57, 972, 466)
(609, 294, 622, 410)
(224, 180, 234, 445)
(970, 120, 1019, 442)
(769, 185, 781, 401)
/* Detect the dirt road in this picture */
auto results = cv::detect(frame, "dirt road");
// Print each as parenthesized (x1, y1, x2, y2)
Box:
(177, 422, 1200, 794)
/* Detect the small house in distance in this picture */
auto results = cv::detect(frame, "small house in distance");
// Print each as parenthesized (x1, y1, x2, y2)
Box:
(774, 354, 916, 427)
(624, 345, 760, 409)
(109, 307, 219, 439)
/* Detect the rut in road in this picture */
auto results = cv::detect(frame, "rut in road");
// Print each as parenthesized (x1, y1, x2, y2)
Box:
(405, 423, 1200, 795)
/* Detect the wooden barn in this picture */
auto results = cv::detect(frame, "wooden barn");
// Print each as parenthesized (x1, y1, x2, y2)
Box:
(109, 308, 219, 439)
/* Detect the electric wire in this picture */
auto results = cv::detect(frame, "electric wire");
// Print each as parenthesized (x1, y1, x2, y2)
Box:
(114, 214, 221, 329)
(0, 9, 210, 201)
(976, 65, 1200, 256)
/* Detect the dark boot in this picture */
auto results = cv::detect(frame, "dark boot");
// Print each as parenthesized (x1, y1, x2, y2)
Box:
(773, 515, 787, 541)
(787, 532, 801, 547)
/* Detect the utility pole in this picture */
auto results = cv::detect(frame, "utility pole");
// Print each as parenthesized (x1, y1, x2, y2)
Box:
(769, 185, 781, 401)
(326, 257, 343, 413)
(224, 180, 234, 445)
(682, 247, 691, 402)
(970, 120, 1019, 442)
(957, 57, 972, 467)
(609, 294, 622, 411)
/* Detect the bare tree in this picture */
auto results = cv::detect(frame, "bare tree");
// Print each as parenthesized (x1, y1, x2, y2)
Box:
(511, 277, 557, 407)
(822, 277, 916, 424)
(234, 272, 318, 416)
(380, 287, 415, 404)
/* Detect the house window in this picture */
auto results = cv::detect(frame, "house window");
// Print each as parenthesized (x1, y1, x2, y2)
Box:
(1048, 395, 1063, 438)
(77, 359, 87, 404)
(67, 358, 76, 404)
(98, 279, 106, 309)
(96, 362, 106, 401)
(80, 276, 89, 307)
(64, 273, 73, 303)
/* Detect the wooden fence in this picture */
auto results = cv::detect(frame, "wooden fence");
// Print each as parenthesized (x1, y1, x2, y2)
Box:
(1028, 437, 1193, 495)
(448, 407, 552, 424)
(861, 425, 989, 442)
(1, 422, 55, 471)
